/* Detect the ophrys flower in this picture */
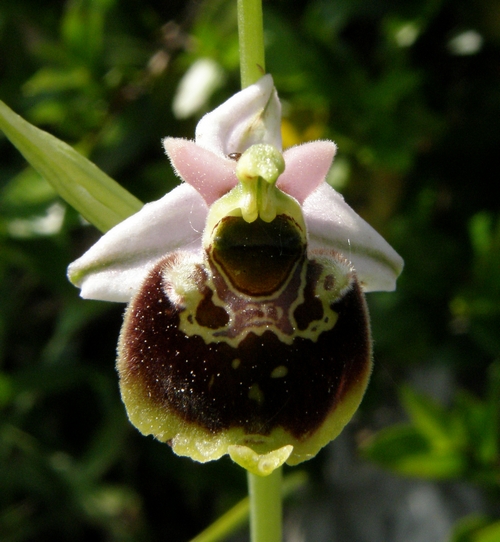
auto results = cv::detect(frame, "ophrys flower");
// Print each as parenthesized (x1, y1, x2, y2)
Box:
(68, 75, 403, 475)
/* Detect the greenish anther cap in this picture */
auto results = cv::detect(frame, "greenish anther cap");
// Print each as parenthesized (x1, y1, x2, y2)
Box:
(236, 143, 285, 185)
(235, 144, 285, 223)
(203, 143, 304, 250)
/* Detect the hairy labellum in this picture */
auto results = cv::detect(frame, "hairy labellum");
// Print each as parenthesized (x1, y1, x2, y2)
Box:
(118, 210, 372, 469)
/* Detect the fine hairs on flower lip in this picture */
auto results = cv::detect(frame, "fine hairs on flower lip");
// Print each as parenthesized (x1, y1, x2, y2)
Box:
(68, 74, 403, 474)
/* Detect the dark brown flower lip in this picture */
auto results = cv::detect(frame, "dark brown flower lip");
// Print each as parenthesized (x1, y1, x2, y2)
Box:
(117, 249, 371, 442)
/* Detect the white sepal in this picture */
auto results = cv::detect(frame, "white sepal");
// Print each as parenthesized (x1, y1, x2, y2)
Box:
(68, 184, 207, 302)
(303, 183, 404, 292)
(195, 74, 282, 157)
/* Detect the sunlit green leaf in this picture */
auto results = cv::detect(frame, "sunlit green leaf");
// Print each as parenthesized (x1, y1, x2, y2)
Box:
(474, 521, 500, 542)
(362, 424, 465, 479)
(23, 67, 92, 96)
(61, 0, 116, 64)
(451, 515, 500, 542)
(0, 100, 142, 232)
(455, 391, 497, 467)
(469, 212, 494, 257)
(400, 385, 465, 450)
(1, 169, 57, 209)
(450, 515, 492, 542)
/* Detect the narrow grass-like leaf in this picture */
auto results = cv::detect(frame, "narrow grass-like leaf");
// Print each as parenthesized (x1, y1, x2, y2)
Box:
(0, 100, 142, 232)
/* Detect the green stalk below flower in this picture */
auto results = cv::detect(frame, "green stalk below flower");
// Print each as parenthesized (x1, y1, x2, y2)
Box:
(248, 468, 283, 542)
(189, 472, 306, 542)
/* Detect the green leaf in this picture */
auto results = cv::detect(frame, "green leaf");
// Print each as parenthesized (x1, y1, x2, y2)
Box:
(450, 515, 500, 542)
(0, 372, 14, 409)
(450, 515, 491, 542)
(362, 424, 428, 463)
(474, 521, 500, 542)
(400, 385, 464, 450)
(1, 168, 57, 210)
(61, 0, 116, 64)
(469, 212, 494, 257)
(455, 391, 497, 467)
(485, 364, 500, 463)
(0, 100, 142, 233)
(23, 67, 92, 96)
(362, 424, 465, 479)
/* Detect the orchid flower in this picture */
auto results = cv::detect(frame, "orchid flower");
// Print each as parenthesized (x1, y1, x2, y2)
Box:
(68, 75, 403, 476)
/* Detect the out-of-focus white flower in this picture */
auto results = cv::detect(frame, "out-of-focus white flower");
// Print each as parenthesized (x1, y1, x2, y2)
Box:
(172, 58, 225, 119)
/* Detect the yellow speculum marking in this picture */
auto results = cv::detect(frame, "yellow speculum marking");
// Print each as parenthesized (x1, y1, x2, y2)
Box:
(169, 253, 346, 348)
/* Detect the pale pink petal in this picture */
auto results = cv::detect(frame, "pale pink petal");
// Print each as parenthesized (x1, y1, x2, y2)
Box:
(303, 183, 404, 292)
(195, 74, 281, 157)
(278, 141, 337, 204)
(164, 138, 238, 206)
(68, 184, 207, 302)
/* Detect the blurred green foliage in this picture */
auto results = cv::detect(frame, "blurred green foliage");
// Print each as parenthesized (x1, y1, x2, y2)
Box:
(1, 0, 499, 541)
(362, 363, 500, 483)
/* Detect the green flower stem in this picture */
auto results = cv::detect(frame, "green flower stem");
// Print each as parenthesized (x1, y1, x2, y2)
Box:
(248, 467, 283, 542)
(237, 0, 266, 88)
(190, 471, 306, 542)
(190, 490, 249, 542)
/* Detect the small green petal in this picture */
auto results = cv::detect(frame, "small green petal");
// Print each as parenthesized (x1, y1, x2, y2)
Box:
(0, 100, 142, 232)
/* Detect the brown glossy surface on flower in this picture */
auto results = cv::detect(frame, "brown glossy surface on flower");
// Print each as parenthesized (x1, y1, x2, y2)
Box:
(211, 215, 304, 296)
(118, 253, 371, 440)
